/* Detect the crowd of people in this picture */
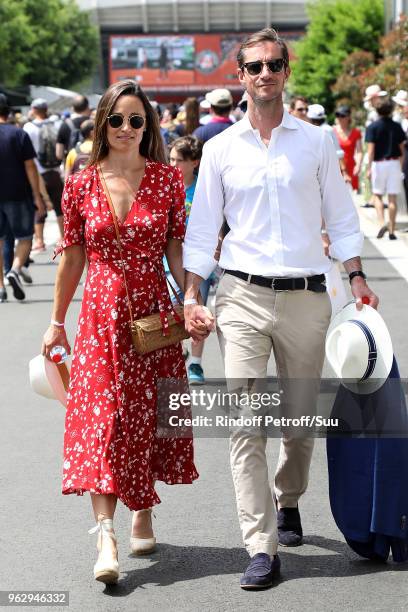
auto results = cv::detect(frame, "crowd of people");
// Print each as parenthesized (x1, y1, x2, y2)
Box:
(0, 25, 406, 589)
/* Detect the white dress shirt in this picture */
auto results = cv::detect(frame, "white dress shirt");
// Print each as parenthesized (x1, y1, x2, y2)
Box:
(183, 110, 363, 280)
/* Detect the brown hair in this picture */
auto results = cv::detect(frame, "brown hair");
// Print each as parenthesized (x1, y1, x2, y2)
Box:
(87, 80, 166, 166)
(290, 96, 308, 110)
(183, 97, 200, 135)
(237, 28, 289, 68)
(170, 136, 203, 162)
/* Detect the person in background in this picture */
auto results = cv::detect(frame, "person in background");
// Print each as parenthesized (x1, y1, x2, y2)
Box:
(333, 105, 363, 192)
(365, 99, 406, 240)
(289, 96, 309, 121)
(161, 103, 183, 144)
(24, 98, 64, 246)
(64, 120, 94, 179)
(392, 90, 408, 130)
(168, 136, 211, 384)
(0, 94, 44, 302)
(183, 97, 200, 136)
(193, 89, 234, 144)
(198, 99, 212, 125)
(56, 95, 91, 162)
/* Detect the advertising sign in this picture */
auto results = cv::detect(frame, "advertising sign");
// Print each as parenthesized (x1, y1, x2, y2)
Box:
(109, 33, 249, 91)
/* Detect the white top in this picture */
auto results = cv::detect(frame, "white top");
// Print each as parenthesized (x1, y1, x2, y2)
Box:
(183, 110, 363, 280)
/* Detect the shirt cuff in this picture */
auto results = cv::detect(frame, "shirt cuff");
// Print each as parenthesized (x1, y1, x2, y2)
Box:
(183, 246, 218, 280)
(329, 231, 364, 262)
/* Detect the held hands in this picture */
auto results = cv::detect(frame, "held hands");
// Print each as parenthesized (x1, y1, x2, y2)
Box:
(184, 304, 215, 343)
(350, 277, 379, 310)
(41, 325, 71, 361)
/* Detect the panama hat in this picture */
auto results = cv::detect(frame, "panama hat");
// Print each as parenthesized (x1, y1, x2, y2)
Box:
(325, 303, 393, 395)
(29, 354, 71, 407)
(392, 90, 408, 107)
(364, 84, 387, 102)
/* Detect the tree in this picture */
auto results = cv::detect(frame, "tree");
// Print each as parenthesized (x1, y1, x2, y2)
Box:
(0, 0, 99, 89)
(290, 0, 384, 113)
(331, 15, 408, 113)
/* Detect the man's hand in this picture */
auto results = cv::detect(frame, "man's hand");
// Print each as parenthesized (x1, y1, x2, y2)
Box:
(34, 194, 46, 216)
(350, 277, 379, 310)
(184, 304, 215, 343)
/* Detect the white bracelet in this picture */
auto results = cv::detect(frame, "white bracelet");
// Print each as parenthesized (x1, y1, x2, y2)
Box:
(51, 319, 65, 327)
(184, 298, 198, 306)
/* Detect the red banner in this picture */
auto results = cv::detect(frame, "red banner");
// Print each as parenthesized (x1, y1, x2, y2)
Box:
(110, 33, 252, 91)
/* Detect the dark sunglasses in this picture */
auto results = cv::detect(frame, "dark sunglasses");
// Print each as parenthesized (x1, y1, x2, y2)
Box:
(296, 106, 308, 112)
(107, 113, 145, 129)
(243, 58, 285, 76)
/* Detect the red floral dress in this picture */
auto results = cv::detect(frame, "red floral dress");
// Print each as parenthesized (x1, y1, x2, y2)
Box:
(57, 162, 198, 511)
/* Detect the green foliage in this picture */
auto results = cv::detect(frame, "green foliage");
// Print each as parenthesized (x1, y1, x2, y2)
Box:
(0, 0, 99, 88)
(332, 15, 408, 115)
(290, 0, 384, 113)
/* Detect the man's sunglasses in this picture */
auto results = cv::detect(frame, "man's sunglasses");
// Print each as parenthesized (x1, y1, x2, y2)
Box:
(107, 113, 145, 129)
(242, 58, 285, 76)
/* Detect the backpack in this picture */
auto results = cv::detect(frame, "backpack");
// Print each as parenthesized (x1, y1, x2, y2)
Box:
(71, 142, 90, 175)
(37, 120, 59, 169)
(66, 118, 83, 151)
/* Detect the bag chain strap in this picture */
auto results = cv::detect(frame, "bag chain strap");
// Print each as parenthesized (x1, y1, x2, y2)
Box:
(98, 165, 183, 331)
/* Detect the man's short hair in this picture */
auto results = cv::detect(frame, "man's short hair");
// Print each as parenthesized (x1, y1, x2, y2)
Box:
(290, 96, 308, 111)
(0, 93, 9, 118)
(72, 95, 89, 114)
(375, 99, 394, 117)
(237, 28, 289, 68)
(80, 119, 94, 139)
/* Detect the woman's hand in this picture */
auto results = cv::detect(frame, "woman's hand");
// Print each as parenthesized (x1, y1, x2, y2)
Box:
(41, 325, 71, 361)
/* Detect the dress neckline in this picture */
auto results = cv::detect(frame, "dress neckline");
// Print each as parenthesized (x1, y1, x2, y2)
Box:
(96, 160, 150, 225)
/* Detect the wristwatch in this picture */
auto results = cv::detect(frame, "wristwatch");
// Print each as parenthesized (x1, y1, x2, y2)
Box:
(349, 270, 367, 284)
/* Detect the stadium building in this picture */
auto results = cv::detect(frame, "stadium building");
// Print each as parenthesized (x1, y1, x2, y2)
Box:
(78, 0, 308, 101)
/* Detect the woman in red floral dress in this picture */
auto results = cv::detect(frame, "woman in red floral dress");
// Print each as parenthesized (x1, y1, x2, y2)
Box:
(42, 81, 199, 584)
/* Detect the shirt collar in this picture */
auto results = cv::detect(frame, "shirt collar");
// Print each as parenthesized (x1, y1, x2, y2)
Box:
(238, 108, 298, 134)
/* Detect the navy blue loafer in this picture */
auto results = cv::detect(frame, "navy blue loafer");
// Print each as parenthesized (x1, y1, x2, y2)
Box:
(277, 506, 303, 547)
(240, 553, 281, 590)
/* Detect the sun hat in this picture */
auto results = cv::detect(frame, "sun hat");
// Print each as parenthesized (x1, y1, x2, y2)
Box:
(29, 354, 71, 407)
(307, 104, 326, 120)
(205, 88, 233, 108)
(392, 89, 408, 107)
(364, 85, 387, 102)
(325, 303, 393, 395)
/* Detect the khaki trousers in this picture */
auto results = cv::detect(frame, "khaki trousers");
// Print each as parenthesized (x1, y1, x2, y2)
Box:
(215, 272, 331, 557)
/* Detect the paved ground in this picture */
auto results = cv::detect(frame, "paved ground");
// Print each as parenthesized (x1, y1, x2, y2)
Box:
(1, 203, 408, 612)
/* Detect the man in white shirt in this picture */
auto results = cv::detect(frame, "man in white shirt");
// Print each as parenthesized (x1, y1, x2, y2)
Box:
(183, 28, 378, 590)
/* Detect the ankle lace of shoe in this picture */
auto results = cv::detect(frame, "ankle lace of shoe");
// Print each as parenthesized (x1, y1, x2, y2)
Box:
(89, 518, 119, 584)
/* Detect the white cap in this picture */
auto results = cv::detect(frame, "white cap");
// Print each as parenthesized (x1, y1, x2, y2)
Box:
(205, 88, 233, 108)
(307, 104, 326, 120)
